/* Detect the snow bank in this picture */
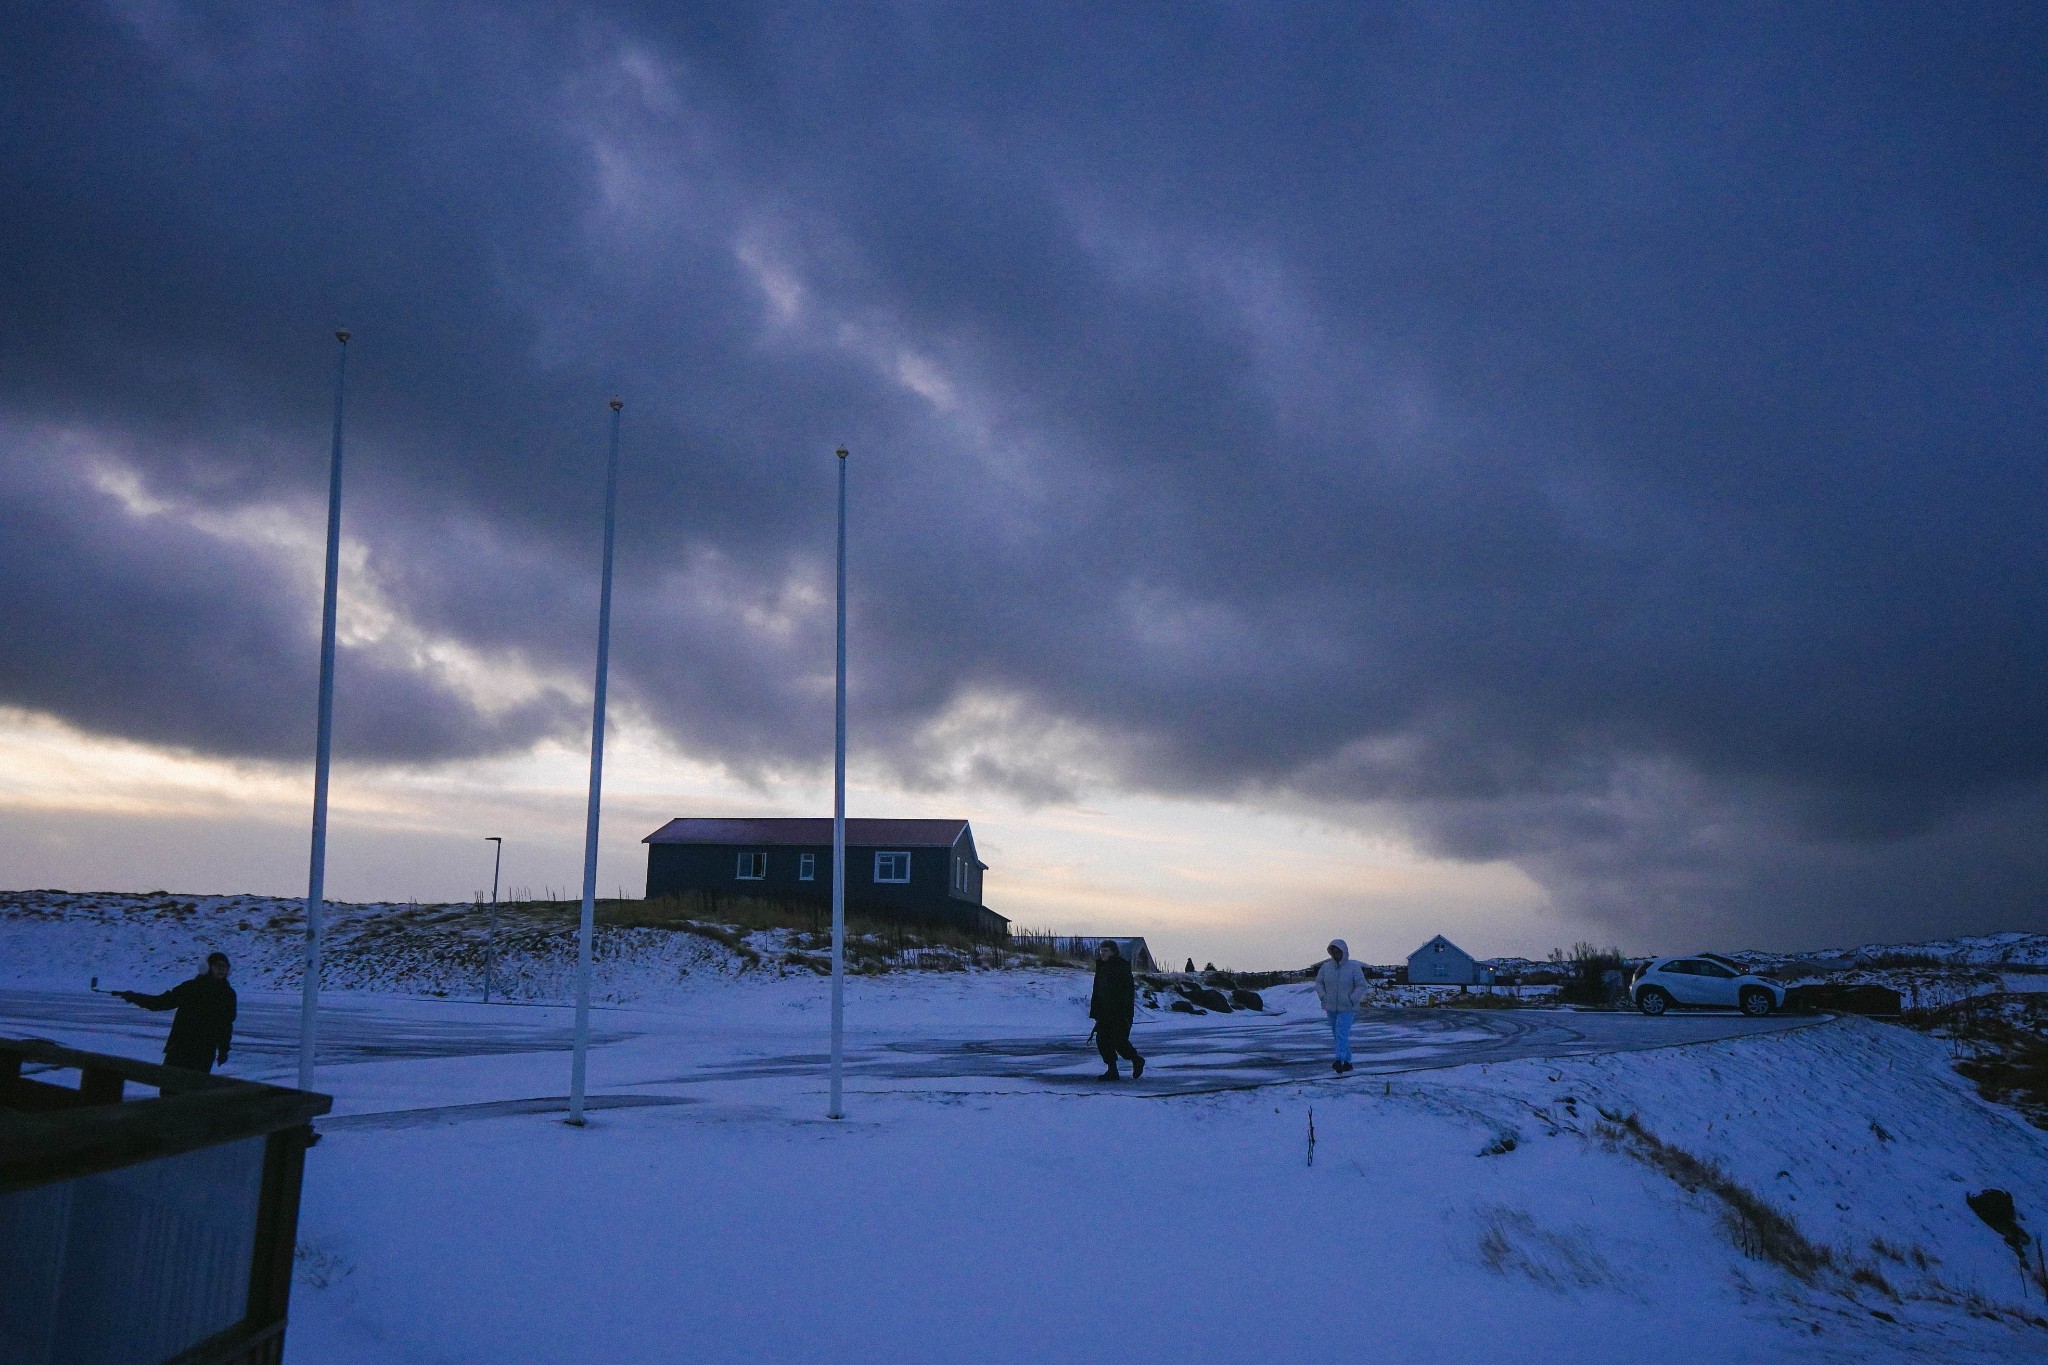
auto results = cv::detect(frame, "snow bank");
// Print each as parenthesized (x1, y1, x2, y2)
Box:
(279, 1013, 2048, 1363)
(1408, 1019, 2048, 1313)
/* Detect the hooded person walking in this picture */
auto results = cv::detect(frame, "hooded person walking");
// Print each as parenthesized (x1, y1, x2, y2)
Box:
(117, 951, 237, 1074)
(1089, 940, 1145, 1081)
(1314, 939, 1369, 1073)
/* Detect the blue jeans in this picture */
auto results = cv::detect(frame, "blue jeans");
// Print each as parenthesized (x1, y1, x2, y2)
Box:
(1326, 1010, 1356, 1064)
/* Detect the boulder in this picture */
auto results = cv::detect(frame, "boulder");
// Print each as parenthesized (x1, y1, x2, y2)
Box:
(1965, 1189, 2030, 1256)
(1229, 988, 1265, 1011)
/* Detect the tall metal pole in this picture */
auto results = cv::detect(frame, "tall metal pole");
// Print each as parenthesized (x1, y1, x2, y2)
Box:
(569, 398, 624, 1126)
(484, 836, 502, 1003)
(829, 445, 848, 1120)
(298, 328, 349, 1093)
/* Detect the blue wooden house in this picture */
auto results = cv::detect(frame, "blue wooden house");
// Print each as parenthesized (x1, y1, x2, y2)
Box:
(1408, 934, 1488, 986)
(642, 817, 1007, 938)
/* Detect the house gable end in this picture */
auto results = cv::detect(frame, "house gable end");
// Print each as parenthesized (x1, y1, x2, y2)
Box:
(1408, 934, 1475, 964)
(1405, 934, 1480, 985)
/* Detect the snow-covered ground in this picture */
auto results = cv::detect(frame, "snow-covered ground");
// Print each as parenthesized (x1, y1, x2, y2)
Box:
(8, 894, 2048, 1361)
(278, 1015, 2048, 1365)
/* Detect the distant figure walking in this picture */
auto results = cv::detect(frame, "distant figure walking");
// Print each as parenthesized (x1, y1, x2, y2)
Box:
(117, 951, 237, 1074)
(1314, 940, 1368, 1074)
(1090, 940, 1145, 1081)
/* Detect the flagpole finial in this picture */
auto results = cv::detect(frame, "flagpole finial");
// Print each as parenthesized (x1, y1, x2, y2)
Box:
(609, 397, 622, 412)
(335, 329, 351, 344)
(836, 446, 848, 460)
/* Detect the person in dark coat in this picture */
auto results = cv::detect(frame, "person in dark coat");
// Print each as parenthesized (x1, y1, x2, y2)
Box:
(118, 951, 237, 1073)
(1089, 940, 1145, 1080)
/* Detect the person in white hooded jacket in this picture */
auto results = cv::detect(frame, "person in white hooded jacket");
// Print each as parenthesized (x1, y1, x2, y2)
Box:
(1313, 939, 1369, 1073)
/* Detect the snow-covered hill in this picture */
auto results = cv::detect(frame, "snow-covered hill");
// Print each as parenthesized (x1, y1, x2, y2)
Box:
(0, 889, 772, 1003)
(1721, 933, 2048, 975)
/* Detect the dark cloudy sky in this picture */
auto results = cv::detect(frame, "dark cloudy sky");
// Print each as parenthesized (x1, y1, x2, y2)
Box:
(4, 2, 2045, 957)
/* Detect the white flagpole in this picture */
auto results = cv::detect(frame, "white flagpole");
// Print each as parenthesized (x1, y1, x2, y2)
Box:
(569, 397, 624, 1126)
(829, 445, 848, 1120)
(299, 328, 349, 1093)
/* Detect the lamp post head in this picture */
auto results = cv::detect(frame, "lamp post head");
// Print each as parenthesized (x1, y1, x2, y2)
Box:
(836, 446, 848, 460)
(335, 329, 351, 345)
(609, 397, 622, 412)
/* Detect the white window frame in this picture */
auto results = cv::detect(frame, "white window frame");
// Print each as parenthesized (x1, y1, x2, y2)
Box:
(799, 853, 816, 882)
(736, 851, 767, 880)
(874, 851, 911, 884)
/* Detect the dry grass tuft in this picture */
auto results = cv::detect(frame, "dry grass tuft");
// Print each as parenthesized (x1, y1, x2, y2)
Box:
(1598, 1111, 1832, 1281)
(1475, 1207, 1618, 1292)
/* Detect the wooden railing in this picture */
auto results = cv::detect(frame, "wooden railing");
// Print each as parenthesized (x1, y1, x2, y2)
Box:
(1, 1038, 332, 1365)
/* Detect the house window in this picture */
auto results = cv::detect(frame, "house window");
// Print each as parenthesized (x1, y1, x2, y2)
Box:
(874, 851, 911, 883)
(799, 853, 816, 881)
(736, 852, 767, 880)
(954, 857, 964, 891)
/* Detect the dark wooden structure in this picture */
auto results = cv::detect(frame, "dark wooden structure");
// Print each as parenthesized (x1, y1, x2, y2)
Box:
(0, 1038, 332, 1365)
(643, 816, 1008, 938)
(1010, 935, 1160, 972)
(1783, 982, 1904, 1016)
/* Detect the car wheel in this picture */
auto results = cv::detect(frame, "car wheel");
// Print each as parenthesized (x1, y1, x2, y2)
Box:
(1637, 987, 1671, 1016)
(1740, 989, 1774, 1018)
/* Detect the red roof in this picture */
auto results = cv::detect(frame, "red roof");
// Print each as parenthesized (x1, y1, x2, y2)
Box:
(642, 817, 971, 848)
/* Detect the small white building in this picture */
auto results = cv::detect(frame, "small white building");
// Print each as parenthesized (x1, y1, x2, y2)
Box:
(1407, 934, 1490, 986)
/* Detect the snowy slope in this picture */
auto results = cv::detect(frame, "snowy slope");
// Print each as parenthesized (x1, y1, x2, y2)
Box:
(1726, 933, 2048, 974)
(1842, 933, 2048, 970)
(1, 890, 884, 1003)
(270, 1010, 2048, 1363)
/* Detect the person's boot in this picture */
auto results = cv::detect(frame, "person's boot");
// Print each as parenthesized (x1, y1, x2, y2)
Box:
(1332, 1059, 1343, 1073)
(1098, 1066, 1120, 1080)
(1132, 1055, 1146, 1080)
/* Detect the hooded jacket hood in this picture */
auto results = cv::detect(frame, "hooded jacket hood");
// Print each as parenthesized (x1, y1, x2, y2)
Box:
(1328, 939, 1348, 960)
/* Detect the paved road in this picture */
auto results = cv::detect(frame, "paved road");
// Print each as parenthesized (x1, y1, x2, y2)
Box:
(0, 987, 1820, 1101)
(649, 1005, 1821, 1096)
(0, 988, 629, 1066)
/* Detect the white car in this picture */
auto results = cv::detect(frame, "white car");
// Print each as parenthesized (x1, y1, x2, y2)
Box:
(1632, 954, 1785, 1017)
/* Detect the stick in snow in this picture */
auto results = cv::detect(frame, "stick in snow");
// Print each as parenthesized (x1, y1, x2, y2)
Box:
(1306, 1108, 1316, 1167)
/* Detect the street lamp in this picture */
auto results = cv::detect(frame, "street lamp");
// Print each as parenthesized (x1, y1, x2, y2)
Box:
(484, 836, 503, 1003)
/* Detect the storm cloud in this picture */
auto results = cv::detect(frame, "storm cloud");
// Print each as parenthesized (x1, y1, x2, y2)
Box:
(5, 2, 2046, 946)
